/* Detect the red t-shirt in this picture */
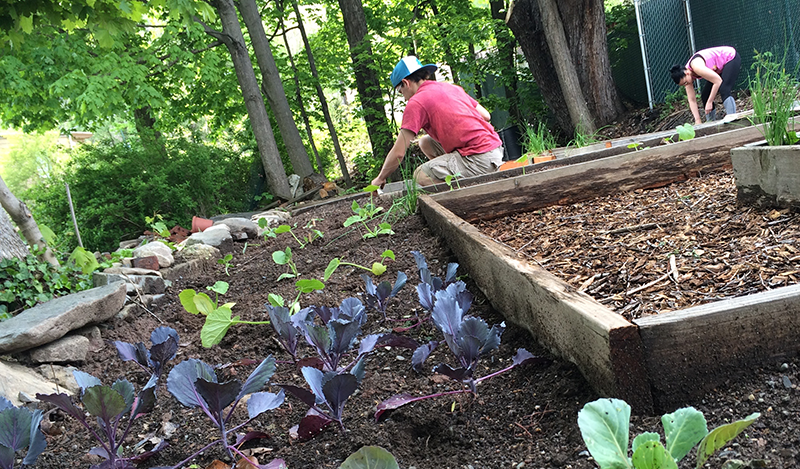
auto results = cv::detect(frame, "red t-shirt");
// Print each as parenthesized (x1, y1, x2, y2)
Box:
(400, 81, 501, 156)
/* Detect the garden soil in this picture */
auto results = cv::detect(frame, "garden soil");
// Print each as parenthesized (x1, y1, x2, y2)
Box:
(30, 196, 800, 469)
(29, 93, 800, 469)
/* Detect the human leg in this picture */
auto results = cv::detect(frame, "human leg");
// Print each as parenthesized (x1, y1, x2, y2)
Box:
(418, 135, 445, 160)
(700, 81, 716, 121)
(416, 146, 504, 186)
(719, 52, 741, 115)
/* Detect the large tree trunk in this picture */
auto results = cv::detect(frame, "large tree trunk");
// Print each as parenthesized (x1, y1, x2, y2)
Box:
(337, 0, 394, 159)
(133, 106, 168, 156)
(0, 175, 58, 266)
(0, 207, 29, 261)
(507, 0, 624, 136)
(204, 0, 292, 200)
(236, 0, 316, 179)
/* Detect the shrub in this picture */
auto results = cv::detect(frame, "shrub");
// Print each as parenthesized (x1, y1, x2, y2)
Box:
(24, 137, 254, 252)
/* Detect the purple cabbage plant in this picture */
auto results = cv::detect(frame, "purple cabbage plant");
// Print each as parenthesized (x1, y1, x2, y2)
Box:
(37, 369, 166, 469)
(360, 272, 407, 320)
(0, 397, 47, 469)
(277, 297, 416, 440)
(410, 250, 458, 313)
(163, 356, 285, 468)
(113, 326, 179, 386)
(375, 283, 549, 421)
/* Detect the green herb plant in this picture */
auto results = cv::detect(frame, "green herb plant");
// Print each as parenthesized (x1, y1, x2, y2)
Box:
(324, 249, 395, 280)
(578, 397, 759, 469)
(267, 278, 326, 314)
(257, 218, 279, 240)
(522, 121, 557, 157)
(179, 281, 270, 348)
(750, 50, 799, 146)
(273, 247, 299, 281)
(217, 253, 233, 276)
(144, 213, 171, 238)
(1, 253, 92, 320)
(344, 186, 394, 239)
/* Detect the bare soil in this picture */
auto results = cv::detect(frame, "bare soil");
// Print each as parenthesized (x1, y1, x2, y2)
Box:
(477, 170, 800, 319)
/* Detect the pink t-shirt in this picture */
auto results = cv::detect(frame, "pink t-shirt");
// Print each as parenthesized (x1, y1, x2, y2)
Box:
(400, 80, 501, 156)
(686, 46, 737, 77)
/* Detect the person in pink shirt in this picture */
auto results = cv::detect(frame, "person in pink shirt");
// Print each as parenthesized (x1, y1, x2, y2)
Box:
(371, 56, 503, 188)
(670, 46, 741, 124)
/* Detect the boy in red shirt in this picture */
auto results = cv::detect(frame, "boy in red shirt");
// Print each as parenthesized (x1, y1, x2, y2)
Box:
(371, 56, 503, 188)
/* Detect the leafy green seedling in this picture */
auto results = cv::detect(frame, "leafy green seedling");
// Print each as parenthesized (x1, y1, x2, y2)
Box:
(324, 250, 395, 280)
(145, 213, 170, 238)
(273, 247, 300, 281)
(444, 173, 462, 190)
(340, 446, 400, 469)
(217, 253, 233, 276)
(302, 219, 324, 245)
(627, 142, 643, 151)
(676, 122, 696, 141)
(344, 188, 394, 239)
(179, 281, 269, 348)
(578, 397, 759, 469)
(68, 246, 100, 275)
(267, 278, 325, 314)
(257, 218, 279, 240)
(272, 223, 321, 249)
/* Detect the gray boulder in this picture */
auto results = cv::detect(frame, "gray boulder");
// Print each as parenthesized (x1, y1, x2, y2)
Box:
(30, 335, 90, 364)
(185, 224, 233, 253)
(217, 217, 259, 240)
(181, 244, 221, 261)
(0, 282, 126, 355)
(0, 359, 66, 406)
(133, 241, 174, 268)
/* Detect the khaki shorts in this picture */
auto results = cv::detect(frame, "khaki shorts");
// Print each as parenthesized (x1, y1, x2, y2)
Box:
(417, 141, 504, 182)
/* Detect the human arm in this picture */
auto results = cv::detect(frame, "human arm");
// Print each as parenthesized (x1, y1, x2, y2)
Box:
(685, 83, 702, 125)
(689, 57, 723, 116)
(475, 103, 491, 122)
(371, 128, 416, 188)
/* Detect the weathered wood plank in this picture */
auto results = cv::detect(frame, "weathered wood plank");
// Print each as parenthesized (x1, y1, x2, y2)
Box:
(419, 194, 653, 412)
(431, 124, 766, 222)
(634, 284, 800, 410)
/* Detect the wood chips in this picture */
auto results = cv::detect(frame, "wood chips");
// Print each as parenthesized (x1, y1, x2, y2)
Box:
(477, 169, 800, 319)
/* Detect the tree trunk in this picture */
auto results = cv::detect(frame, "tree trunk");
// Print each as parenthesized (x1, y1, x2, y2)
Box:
(288, 0, 351, 186)
(0, 206, 29, 261)
(205, 0, 292, 200)
(237, 0, 316, 179)
(491, 0, 520, 124)
(536, 0, 595, 134)
(337, 0, 394, 159)
(0, 175, 58, 266)
(507, 0, 624, 136)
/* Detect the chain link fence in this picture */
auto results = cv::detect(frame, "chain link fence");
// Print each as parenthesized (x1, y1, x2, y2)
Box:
(634, 0, 800, 106)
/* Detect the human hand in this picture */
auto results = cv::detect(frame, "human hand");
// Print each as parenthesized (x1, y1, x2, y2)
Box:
(371, 176, 386, 189)
(704, 103, 714, 115)
(694, 118, 703, 126)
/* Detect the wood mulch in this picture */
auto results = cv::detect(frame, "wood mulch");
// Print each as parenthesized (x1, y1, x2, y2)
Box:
(477, 169, 800, 320)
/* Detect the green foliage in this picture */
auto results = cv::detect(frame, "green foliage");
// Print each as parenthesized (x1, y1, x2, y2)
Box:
(0, 131, 66, 196)
(578, 398, 759, 469)
(67, 246, 100, 275)
(444, 173, 462, 190)
(144, 213, 171, 238)
(273, 247, 300, 281)
(0, 253, 92, 318)
(750, 51, 800, 146)
(24, 138, 252, 252)
(217, 253, 233, 276)
(605, 0, 637, 69)
(267, 278, 326, 314)
(324, 249, 395, 280)
(660, 87, 687, 120)
(521, 122, 557, 156)
(339, 446, 399, 469)
(178, 281, 269, 348)
(675, 123, 695, 142)
(344, 189, 394, 239)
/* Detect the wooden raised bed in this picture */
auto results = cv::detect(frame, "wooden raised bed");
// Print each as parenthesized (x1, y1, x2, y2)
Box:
(418, 122, 800, 413)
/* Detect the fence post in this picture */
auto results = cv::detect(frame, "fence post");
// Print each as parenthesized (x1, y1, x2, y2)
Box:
(634, 0, 654, 109)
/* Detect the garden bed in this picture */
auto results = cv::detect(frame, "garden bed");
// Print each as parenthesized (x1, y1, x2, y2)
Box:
(418, 122, 800, 412)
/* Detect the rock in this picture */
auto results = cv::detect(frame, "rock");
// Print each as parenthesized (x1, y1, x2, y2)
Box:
(180, 244, 221, 261)
(185, 224, 233, 253)
(251, 209, 291, 235)
(73, 325, 104, 352)
(0, 359, 66, 406)
(133, 241, 174, 268)
(30, 335, 90, 364)
(0, 283, 126, 355)
(119, 238, 142, 250)
(34, 364, 81, 394)
(216, 217, 259, 240)
(132, 255, 160, 271)
(93, 270, 166, 295)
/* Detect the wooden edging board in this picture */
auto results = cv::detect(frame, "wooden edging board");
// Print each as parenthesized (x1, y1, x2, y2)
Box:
(418, 121, 798, 413)
(418, 194, 653, 412)
(430, 122, 766, 222)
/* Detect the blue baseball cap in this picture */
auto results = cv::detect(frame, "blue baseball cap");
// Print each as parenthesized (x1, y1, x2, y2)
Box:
(390, 56, 438, 88)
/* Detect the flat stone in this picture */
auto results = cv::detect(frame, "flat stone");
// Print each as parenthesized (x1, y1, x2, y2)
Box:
(30, 335, 90, 364)
(217, 217, 259, 240)
(93, 271, 166, 295)
(34, 364, 80, 394)
(133, 241, 174, 268)
(0, 283, 126, 355)
(73, 325, 104, 352)
(185, 224, 233, 253)
(0, 359, 66, 407)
